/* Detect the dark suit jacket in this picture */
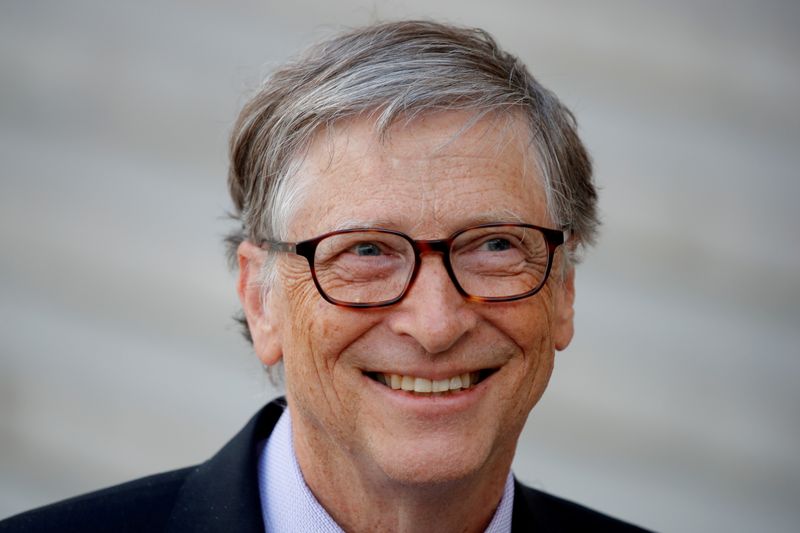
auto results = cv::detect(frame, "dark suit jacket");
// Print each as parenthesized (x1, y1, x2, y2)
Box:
(1, 398, 649, 532)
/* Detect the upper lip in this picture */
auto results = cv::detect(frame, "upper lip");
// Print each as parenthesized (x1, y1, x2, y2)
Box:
(362, 366, 498, 380)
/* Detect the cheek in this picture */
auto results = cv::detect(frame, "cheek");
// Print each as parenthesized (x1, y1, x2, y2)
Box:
(276, 260, 329, 376)
(487, 292, 556, 354)
(485, 294, 557, 406)
(280, 263, 379, 378)
(279, 258, 320, 332)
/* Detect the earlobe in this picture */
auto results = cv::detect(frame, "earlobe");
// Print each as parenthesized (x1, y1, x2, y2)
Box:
(237, 241, 283, 366)
(553, 268, 576, 352)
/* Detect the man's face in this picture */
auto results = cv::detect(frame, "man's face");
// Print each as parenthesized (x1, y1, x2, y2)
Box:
(248, 111, 575, 487)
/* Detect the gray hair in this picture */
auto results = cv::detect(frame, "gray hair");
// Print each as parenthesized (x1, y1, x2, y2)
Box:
(225, 20, 598, 342)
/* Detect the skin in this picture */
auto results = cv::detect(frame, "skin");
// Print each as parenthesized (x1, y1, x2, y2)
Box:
(237, 111, 576, 532)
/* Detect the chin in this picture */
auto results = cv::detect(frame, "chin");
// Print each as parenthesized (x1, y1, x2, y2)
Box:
(369, 430, 500, 487)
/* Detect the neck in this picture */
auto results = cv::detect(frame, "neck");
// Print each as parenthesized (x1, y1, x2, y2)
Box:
(291, 415, 511, 533)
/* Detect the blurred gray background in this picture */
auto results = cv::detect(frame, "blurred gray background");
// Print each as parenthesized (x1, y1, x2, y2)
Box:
(1, 1, 798, 531)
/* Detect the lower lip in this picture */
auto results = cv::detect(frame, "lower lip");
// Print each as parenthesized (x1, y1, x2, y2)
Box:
(363, 372, 493, 417)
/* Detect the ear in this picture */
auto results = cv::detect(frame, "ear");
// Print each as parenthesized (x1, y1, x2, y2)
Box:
(237, 240, 283, 366)
(552, 267, 576, 352)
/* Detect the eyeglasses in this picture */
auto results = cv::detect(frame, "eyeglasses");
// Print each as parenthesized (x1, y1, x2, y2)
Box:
(258, 223, 565, 308)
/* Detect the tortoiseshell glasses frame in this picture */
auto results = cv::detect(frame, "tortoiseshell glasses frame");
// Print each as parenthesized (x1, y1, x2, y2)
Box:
(258, 222, 566, 308)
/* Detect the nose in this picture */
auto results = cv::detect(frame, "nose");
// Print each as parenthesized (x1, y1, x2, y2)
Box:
(386, 254, 477, 354)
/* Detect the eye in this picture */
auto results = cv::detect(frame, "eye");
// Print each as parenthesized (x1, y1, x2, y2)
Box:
(482, 237, 513, 252)
(353, 242, 383, 256)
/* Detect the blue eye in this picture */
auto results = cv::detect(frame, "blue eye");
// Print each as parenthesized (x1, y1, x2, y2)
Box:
(483, 238, 512, 252)
(354, 242, 382, 256)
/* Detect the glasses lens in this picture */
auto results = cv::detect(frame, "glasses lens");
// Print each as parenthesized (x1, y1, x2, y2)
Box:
(451, 225, 549, 299)
(313, 231, 415, 305)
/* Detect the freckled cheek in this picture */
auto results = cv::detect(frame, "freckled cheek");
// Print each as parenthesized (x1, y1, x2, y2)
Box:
(279, 260, 318, 325)
(276, 267, 326, 376)
(485, 297, 555, 355)
(313, 308, 386, 366)
(284, 291, 321, 342)
(484, 298, 556, 407)
(282, 278, 382, 376)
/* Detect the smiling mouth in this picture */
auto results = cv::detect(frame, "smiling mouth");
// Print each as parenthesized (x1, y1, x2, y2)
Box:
(365, 369, 498, 395)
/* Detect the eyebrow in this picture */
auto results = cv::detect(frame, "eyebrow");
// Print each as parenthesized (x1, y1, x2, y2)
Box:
(328, 218, 398, 232)
(328, 210, 530, 233)
(463, 210, 528, 225)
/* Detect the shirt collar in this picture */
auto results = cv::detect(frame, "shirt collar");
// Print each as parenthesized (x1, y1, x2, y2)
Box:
(258, 407, 514, 533)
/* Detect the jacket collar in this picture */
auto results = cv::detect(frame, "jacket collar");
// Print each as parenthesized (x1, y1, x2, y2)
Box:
(166, 398, 286, 532)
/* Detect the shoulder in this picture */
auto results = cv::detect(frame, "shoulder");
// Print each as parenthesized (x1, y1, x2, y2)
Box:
(0, 468, 192, 533)
(512, 479, 651, 532)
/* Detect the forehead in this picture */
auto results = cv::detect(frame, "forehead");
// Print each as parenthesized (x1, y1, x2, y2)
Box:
(289, 111, 550, 237)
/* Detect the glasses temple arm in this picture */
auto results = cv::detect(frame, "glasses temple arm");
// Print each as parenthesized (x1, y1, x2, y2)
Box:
(259, 240, 297, 253)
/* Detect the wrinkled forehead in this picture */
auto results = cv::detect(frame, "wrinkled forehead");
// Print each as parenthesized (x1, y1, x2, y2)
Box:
(311, 109, 537, 172)
(282, 110, 548, 235)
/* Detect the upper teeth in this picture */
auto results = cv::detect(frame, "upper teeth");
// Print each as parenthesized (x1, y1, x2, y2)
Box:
(379, 372, 478, 393)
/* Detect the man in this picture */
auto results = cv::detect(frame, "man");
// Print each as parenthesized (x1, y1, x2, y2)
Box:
(1, 20, 647, 532)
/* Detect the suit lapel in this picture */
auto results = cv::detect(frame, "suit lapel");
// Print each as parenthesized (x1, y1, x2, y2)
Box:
(165, 398, 286, 532)
(511, 478, 551, 533)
